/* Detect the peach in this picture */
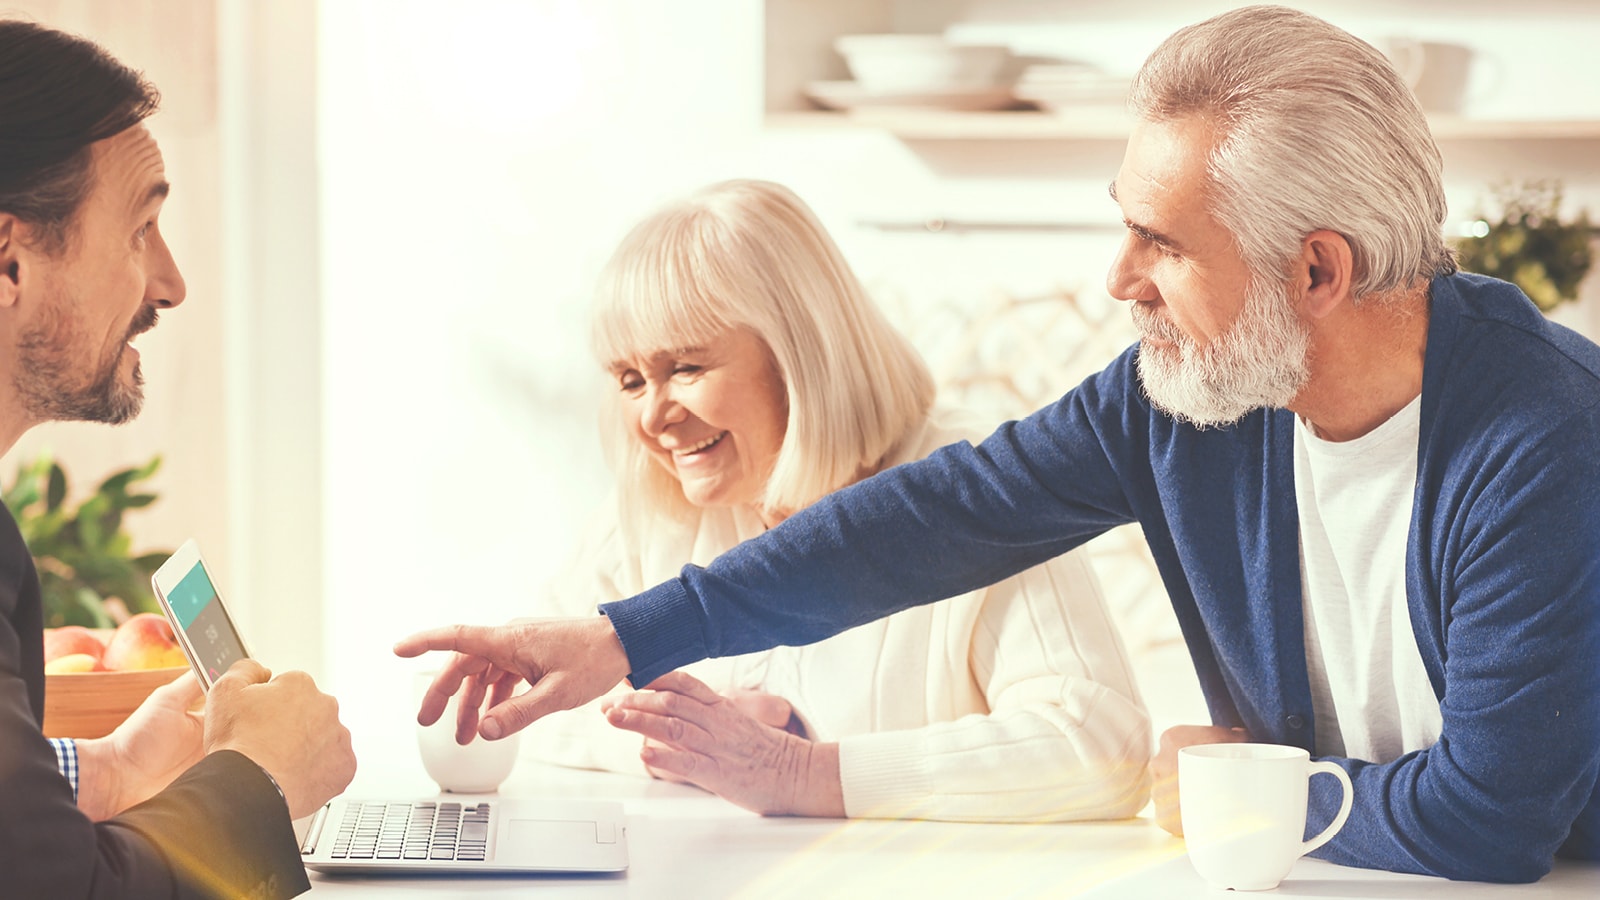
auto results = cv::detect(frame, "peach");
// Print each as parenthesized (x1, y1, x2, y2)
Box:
(43, 626, 108, 664)
(102, 613, 186, 672)
(44, 652, 106, 674)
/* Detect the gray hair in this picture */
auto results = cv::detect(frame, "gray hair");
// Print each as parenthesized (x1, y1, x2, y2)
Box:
(1130, 4, 1456, 298)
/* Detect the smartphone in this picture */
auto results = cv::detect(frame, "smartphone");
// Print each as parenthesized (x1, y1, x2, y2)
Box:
(151, 538, 251, 690)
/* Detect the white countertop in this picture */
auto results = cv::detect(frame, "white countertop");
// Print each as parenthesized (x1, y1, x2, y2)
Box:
(304, 729, 1600, 899)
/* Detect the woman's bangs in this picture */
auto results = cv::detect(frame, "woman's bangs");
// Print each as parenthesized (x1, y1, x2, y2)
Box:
(592, 225, 734, 365)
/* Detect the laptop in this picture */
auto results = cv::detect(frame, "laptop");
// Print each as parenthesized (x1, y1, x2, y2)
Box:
(298, 796, 627, 875)
(150, 538, 629, 876)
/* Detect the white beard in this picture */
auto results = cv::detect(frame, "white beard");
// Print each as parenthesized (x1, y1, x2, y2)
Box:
(1132, 275, 1311, 428)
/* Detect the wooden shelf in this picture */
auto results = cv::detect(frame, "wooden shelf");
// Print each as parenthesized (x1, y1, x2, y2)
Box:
(765, 109, 1132, 140)
(1425, 116, 1600, 141)
(766, 110, 1600, 142)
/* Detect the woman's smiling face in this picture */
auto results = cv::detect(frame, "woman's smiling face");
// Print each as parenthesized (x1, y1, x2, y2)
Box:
(612, 327, 788, 512)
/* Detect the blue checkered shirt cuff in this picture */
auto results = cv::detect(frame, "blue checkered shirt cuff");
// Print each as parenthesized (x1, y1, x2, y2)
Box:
(49, 737, 80, 802)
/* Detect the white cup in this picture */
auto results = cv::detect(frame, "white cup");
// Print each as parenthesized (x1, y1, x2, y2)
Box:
(414, 672, 520, 793)
(1179, 743, 1354, 892)
(1380, 38, 1481, 113)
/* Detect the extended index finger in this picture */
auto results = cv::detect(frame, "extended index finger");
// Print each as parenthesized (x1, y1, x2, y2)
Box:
(393, 624, 505, 660)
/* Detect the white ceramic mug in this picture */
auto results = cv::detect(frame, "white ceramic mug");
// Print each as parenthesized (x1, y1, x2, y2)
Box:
(1380, 38, 1480, 113)
(1179, 743, 1354, 892)
(414, 672, 520, 793)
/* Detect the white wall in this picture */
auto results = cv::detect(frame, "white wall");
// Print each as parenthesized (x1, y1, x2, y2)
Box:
(216, 0, 325, 678)
(317, 0, 766, 737)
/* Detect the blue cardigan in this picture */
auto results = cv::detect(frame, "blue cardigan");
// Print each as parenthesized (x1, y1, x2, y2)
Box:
(601, 273, 1600, 882)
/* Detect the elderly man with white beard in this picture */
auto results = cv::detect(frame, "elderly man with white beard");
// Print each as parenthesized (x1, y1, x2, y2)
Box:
(398, 5, 1600, 884)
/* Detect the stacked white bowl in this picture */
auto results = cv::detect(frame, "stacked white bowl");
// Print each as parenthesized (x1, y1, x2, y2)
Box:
(1012, 63, 1132, 114)
(833, 34, 1014, 95)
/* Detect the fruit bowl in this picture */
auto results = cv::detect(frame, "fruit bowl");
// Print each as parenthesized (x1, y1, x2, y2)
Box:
(43, 666, 188, 738)
(40, 615, 192, 739)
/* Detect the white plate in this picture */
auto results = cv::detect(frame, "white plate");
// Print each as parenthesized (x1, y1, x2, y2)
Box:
(1013, 88, 1130, 115)
(805, 80, 1025, 112)
(1014, 65, 1131, 112)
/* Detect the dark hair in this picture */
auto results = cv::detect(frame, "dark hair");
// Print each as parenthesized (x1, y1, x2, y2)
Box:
(0, 19, 159, 254)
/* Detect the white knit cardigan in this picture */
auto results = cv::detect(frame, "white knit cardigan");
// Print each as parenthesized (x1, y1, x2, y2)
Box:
(525, 412, 1153, 822)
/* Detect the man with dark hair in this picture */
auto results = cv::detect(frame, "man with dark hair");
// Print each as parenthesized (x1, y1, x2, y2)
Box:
(2, 19, 356, 899)
(398, 5, 1600, 885)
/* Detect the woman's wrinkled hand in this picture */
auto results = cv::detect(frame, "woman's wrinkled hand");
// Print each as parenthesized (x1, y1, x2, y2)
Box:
(602, 671, 843, 817)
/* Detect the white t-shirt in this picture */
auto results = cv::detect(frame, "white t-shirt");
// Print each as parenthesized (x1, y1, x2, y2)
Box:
(1294, 396, 1443, 763)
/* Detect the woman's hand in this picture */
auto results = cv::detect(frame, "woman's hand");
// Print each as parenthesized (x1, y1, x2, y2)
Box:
(76, 672, 206, 819)
(634, 686, 804, 786)
(602, 671, 844, 817)
(394, 616, 631, 743)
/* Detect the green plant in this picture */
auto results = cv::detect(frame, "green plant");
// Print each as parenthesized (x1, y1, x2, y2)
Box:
(1453, 180, 1595, 313)
(1, 453, 171, 628)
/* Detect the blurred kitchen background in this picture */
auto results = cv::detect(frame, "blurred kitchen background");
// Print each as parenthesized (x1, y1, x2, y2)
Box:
(5, 0, 1598, 740)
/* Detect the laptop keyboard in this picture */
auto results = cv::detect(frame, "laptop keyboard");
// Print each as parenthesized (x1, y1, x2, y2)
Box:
(327, 801, 491, 862)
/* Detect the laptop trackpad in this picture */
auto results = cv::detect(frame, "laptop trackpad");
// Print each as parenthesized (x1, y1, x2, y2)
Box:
(497, 818, 597, 865)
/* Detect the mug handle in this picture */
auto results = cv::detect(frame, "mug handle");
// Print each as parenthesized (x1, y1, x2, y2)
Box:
(1300, 761, 1354, 857)
(1383, 38, 1424, 89)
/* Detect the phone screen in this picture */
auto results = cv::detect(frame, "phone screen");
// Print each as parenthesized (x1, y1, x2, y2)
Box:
(160, 559, 249, 687)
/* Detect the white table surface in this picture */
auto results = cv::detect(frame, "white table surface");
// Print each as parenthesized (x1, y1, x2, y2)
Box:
(304, 740, 1600, 899)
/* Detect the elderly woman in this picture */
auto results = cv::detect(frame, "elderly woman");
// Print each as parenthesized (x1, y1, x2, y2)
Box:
(525, 179, 1150, 822)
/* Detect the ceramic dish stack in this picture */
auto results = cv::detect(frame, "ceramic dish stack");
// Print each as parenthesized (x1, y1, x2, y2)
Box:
(1012, 63, 1132, 117)
(807, 34, 1022, 112)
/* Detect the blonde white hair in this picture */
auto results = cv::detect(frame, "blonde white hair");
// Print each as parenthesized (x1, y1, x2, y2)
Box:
(1130, 4, 1456, 298)
(592, 179, 934, 521)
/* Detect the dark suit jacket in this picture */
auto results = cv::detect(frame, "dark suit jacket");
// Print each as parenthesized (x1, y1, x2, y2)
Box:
(0, 508, 311, 899)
